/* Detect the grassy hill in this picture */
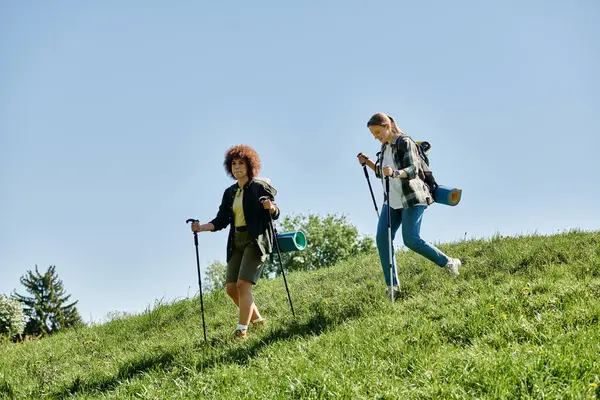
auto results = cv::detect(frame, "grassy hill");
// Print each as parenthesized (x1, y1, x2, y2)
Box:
(1, 231, 599, 399)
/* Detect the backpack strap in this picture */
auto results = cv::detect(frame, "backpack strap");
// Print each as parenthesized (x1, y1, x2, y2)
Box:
(397, 135, 438, 195)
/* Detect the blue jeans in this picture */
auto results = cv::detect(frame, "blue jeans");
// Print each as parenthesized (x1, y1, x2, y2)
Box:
(376, 204, 450, 286)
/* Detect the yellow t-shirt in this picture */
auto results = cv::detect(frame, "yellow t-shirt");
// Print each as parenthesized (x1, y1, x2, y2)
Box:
(232, 187, 246, 227)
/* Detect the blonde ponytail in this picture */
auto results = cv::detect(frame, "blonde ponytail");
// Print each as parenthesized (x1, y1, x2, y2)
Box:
(367, 112, 405, 135)
(387, 115, 404, 135)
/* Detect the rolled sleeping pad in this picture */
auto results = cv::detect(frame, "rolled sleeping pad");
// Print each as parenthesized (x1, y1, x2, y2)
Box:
(433, 185, 462, 206)
(277, 231, 307, 253)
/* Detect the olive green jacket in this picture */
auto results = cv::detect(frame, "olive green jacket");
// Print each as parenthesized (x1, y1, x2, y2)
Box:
(209, 178, 280, 262)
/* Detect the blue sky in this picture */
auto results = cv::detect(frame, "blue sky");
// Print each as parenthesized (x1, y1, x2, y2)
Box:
(1, 1, 599, 323)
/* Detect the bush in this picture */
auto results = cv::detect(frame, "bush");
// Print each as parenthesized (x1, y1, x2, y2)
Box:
(0, 293, 26, 339)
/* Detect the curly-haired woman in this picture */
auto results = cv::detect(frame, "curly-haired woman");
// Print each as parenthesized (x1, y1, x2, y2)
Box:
(191, 144, 280, 341)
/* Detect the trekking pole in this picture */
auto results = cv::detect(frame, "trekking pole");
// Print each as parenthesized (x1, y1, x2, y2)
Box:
(385, 177, 394, 304)
(363, 165, 379, 218)
(358, 153, 379, 218)
(185, 218, 207, 343)
(260, 197, 295, 318)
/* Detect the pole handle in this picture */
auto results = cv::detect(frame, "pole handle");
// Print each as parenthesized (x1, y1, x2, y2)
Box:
(186, 219, 200, 245)
(357, 152, 369, 166)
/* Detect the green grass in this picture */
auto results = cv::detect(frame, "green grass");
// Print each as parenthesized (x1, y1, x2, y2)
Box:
(1, 231, 600, 399)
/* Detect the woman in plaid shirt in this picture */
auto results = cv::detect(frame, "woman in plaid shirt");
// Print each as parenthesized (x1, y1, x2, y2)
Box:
(357, 113, 461, 299)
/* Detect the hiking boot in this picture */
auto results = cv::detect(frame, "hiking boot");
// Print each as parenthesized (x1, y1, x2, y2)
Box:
(445, 258, 461, 277)
(233, 329, 247, 341)
(250, 318, 267, 329)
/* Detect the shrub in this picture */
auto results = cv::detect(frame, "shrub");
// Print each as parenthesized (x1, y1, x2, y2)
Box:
(0, 293, 26, 339)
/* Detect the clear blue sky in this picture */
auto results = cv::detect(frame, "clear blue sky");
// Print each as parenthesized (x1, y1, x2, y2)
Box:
(1, 1, 599, 323)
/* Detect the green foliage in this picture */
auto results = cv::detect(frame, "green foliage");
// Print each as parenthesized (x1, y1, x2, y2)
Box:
(11, 265, 83, 337)
(263, 212, 375, 277)
(0, 231, 599, 399)
(205, 260, 227, 292)
(0, 294, 26, 339)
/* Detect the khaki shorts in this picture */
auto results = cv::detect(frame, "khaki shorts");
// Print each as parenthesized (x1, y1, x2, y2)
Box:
(226, 230, 265, 284)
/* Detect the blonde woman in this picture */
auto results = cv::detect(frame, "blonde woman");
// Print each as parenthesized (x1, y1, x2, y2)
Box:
(357, 113, 461, 299)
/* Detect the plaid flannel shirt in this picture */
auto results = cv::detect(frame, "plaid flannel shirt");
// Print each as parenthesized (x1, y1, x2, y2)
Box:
(374, 134, 434, 208)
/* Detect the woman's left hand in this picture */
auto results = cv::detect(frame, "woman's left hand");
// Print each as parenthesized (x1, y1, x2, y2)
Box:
(262, 199, 275, 210)
(382, 166, 394, 177)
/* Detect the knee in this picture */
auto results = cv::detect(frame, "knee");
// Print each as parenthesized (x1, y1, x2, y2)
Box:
(226, 283, 237, 298)
(236, 279, 252, 294)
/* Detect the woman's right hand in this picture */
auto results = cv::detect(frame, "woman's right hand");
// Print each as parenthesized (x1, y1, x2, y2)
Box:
(357, 153, 370, 166)
(357, 153, 376, 172)
(191, 221, 210, 232)
(193, 222, 215, 232)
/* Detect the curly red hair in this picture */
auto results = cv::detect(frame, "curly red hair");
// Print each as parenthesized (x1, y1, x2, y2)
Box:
(224, 144, 261, 180)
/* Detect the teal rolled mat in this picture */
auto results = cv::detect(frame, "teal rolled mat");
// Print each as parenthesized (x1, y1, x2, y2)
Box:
(277, 231, 307, 253)
(434, 185, 462, 206)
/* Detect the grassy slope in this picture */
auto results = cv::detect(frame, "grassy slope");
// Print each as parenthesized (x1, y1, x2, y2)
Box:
(1, 231, 600, 399)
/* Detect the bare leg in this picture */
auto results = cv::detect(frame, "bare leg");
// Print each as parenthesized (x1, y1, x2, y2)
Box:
(236, 279, 256, 327)
(226, 283, 239, 305)
(227, 282, 260, 321)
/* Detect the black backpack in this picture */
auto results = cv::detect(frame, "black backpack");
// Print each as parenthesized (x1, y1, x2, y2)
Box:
(377, 137, 439, 196)
(414, 140, 439, 196)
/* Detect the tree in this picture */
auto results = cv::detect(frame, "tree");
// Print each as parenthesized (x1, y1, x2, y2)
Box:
(263, 212, 375, 277)
(12, 265, 82, 336)
(205, 260, 227, 292)
(0, 294, 26, 339)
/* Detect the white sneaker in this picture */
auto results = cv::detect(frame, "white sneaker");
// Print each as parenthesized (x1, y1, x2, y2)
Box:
(445, 258, 461, 277)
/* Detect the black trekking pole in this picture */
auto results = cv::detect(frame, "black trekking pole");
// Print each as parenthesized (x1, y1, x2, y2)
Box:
(185, 218, 207, 343)
(358, 153, 379, 218)
(363, 165, 379, 218)
(385, 177, 394, 304)
(260, 197, 295, 318)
